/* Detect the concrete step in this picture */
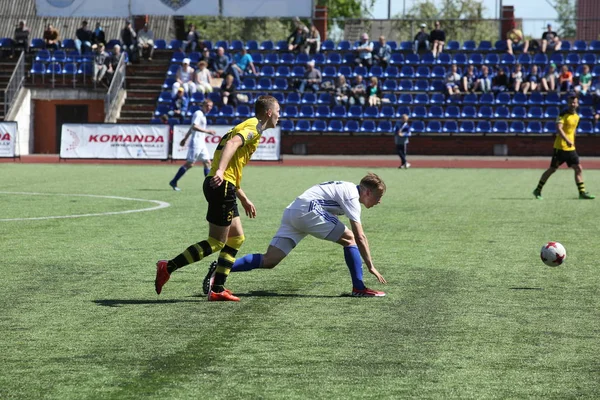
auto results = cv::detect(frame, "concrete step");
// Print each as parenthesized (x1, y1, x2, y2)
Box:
(121, 104, 155, 111)
(117, 117, 152, 124)
(126, 90, 161, 99)
(122, 98, 156, 105)
(119, 110, 154, 118)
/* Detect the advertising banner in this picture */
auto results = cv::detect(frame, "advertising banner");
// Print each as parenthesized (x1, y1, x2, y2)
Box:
(222, 0, 312, 17)
(172, 124, 281, 161)
(0, 122, 17, 158)
(36, 0, 219, 16)
(60, 124, 170, 159)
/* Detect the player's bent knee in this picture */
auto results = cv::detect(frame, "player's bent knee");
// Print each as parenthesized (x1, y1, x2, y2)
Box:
(337, 229, 355, 247)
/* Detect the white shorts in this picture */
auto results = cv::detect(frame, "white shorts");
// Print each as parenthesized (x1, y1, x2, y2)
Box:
(186, 146, 211, 163)
(270, 207, 347, 255)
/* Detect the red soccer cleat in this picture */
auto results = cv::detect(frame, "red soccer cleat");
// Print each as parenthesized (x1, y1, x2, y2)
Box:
(351, 287, 386, 297)
(206, 271, 235, 299)
(155, 260, 170, 295)
(208, 290, 240, 301)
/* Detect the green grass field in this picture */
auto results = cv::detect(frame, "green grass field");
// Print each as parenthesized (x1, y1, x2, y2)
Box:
(1, 163, 599, 399)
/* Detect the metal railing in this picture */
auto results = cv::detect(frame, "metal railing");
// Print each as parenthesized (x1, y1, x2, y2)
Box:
(104, 52, 126, 120)
(4, 52, 25, 118)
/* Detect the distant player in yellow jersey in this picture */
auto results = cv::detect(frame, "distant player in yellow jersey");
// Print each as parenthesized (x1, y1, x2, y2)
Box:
(155, 95, 281, 301)
(533, 95, 595, 200)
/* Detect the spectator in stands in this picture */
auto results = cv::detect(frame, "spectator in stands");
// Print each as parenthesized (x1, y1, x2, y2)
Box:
(492, 67, 509, 93)
(169, 87, 189, 122)
(182, 23, 202, 53)
(372, 35, 391, 69)
(367, 77, 381, 106)
(11, 20, 30, 57)
(75, 20, 93, 55)
(445, 64, 461, 96)
(475, 65, 491, 93)
(506, 21, 529, 55)
(394, 114, 411, 169)
(575, 64, 592, 96)
(210, 47, 229, 78)
(512, 63, 524, 92)
(522, 65, 540, 94)
(121, 20, 137, 63)
(355, 33, 374, 68)
(334, 75, 352, 106)
(195, 61, 213, 94)
(199, 47, 211, 63)
(296, 60, 321, 94)
(540, 23, 561, 54)
(105, 44, 124, 83)
(541, 62, 558, 92)
(92, 22, 106, 46)
(92, 43, 109, 86)
(138, 23, 154, 61)
(293, 17, 310, 35)
(43, 24, 60, 50)
(172, 58, 196, 97)
(414, 24, 430, 53)
(226, 48, 256, 86)
(220, 74, 237, 107)
(462, 65, 477, 93)
(350, 75, 367, 105)
(305, 24, 321, 54)
(429, 21, 445, 58)
(287, 25, 306, 53)
(559, 65, 573, 93)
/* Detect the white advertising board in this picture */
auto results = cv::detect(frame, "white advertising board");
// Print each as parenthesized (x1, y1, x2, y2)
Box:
(222, 0, 312, 17)
(36, 0, 219, 17)
(0, 122, 17, 158)
(60, 124, 170, 159)
(171, 124, 281, 161)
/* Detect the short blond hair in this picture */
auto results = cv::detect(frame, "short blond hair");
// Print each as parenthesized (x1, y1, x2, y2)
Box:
(254, 95, 279, 118)
(360, 173, 386, 196)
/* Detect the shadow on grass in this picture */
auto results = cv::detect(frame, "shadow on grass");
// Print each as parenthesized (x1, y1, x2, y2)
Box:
(93, 299, 201, 307)
(136, 189, 173, 192)
(509, 287, 544, 290)
(190, 290, 347, 299)
(493, 198, 536, 201)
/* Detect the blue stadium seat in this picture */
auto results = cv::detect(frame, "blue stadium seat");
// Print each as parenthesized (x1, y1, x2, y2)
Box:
(301, 92, 317, 104)
(443, 121, 458, 133)
(380, 105, 395, 119)
(459, 121, 475, 133)
(344, 120, 360, 132)
(162, 78, 175, 90)
(468, 53, 483, 65)
(166, 64, 179, 77)
(158, 91, 173, 104)
(321, 39, 335, 51)
(460, 105, 476, 118)
(251, 53, 263, 64)
(431, 65, 446, 78)
(327, 120, 343, 132)
(46, 61, 62, 78)
(150, 117, 163, 124)
(511, 106, 526, 119)
(550, 53, 564, 65)
(477, 41, 492, 52)
(462, 40, 476, 51)
(299, 105, 315, 118)
(426, 121, 442, 133)
(316, 105, 331, 118)
(331, 105, 347, 118)
(484, 53, 499, 65)
(415, 66, 430, 78)
(280, 52, 295, 65)
(400, 66, 414, 77)
(480, 93, 495, 105)
(528, 92, 544, 105)
(384, 66, 399, 78)
(509, 121, 525, 133)
(246, 40, 259, 51)
(414, 94, 429, 104)
(295, 120, 311, 131)
(582, 54, 596, 65)
(338, 65, 352, 78)
(398, 94, 413, 104)
(77, 62, 93, 76)
(61, 38, 76, 50)
(387, 41, 398, 50)
(527, 106, 544, 119)
(235, 105, 252, 118)
(260, 40, 274, 51)
(354, 65, 368, 77)
(475, 121, 491, 133)
(411, 106, 427, 119)
(342, 52, 355, 64)
(384, 79, 399, 91)
(532, 53, 548, 65)
(437, 53, 451, 65)
(430, 93, 445, 105)
(445, 105, 460, 118)
(477, 106, 493, 119)
(492, 40, 507, 51)
(383, 93, 397, 104)
(35, 50, 51, 62)
(463, 93, 478, 105)
(275, 66, 290, 77)
(219, 105, 235, 117)
(273, 78, 288, 90)
(316, 92, 331, 104)
(494, 106, 509, 119)
(229, 40, 244, 52)
(188, 52, 201, 64)
(415, 79, 429, 91)
(543, 106, 558, 120)
(411, 120, 425, 133)
(544, 121, 556, 133)
(280, 120, 294, 132)
(360, 120, 377, 133)
(264, 53, 279, 64)
(492, 121, 508, 133)
(390, 53, 404, 65)
(272, 93, 284, 104)
(291, 66, 305, 77)
(242, 77, 257, 90)
(396, 106, 411, 117)
(260, 65, 275, 76)
(400, 41, 413, 51)
(500, 53, 515, 65)
(560, 40, 571, 51)
(31, 38, 45, 50)
(452, 53, 467, 65)
(348, 105, 362, 118)
(154, 105, 170, 117)
(446, 41, 460, 51)
(168, 39, 182, 50)
(363, 106, 379, 119)
(579, 106, 595, 119)
(589, 40, 600, 51)
(421, 52, 435, 65)
(51, 50, 66, 63)
(566, 53, 581, 65)
(545, 92, 561, 105)
(369, 65, 384, 78)
(285, 92, 300, 105)
(512, 93, 528, 106)
(428, 106, 444, 119)
(377, 121, 393, 133)
(327, 52, 342, 65)
(495, 92, 511, 105)
(311, 120, 327, 132)
(337, 40, 351, 51)
(322, 65, 337, 78)
(283, 105, 298, 118)
(573, 40, 587, 51)
(526, 121, 543, 134)
(594, 122, 600, 134)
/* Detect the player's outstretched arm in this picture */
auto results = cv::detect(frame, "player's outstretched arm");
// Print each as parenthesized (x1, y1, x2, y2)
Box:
(350, 220, 386, 284)
(210, 134, 243, 188)
(236, 188, 256, 218)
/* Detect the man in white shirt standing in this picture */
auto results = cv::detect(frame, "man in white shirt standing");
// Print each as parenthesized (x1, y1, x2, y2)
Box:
(169, 100, 216, 191)
(202, 173, 388, 297)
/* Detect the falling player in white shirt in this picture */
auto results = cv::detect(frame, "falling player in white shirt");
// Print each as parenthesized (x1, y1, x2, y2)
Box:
(202, 173, 388, 297)
(169, 99, 216, 191)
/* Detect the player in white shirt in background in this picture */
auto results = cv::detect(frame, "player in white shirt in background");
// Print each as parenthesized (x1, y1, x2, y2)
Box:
(203, 173, 388, 297)
(169, 100, 216, 191)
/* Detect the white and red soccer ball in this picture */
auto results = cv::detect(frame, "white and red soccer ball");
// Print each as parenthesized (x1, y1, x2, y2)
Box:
(540, 242, 566, 267)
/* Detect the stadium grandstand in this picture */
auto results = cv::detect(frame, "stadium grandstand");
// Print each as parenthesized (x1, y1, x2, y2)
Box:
(2, 0, 600, 157)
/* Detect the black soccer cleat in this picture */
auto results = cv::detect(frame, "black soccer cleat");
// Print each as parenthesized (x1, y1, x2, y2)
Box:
(203, 261, 218, 295)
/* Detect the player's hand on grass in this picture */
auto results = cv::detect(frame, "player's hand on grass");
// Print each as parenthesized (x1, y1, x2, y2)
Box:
(240, 198, 256, 218)
(210, 170, 224, 188)
(368, 267, 387, 284)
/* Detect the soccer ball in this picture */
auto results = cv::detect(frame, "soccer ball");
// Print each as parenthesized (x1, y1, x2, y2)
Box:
(540, 242, 566, 267)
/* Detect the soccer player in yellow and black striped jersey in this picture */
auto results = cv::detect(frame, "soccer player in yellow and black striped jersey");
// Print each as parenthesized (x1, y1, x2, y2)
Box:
(533, 95, 595, 200)
(155, 95, 281, 301)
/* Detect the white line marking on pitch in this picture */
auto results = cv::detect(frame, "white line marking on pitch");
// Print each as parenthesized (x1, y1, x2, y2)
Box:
(0, 192, 171, 222)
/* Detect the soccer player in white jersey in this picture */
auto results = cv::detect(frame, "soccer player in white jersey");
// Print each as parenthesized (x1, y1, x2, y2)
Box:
(202, 173, 388, 297)
(169, 99, 216, 191)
